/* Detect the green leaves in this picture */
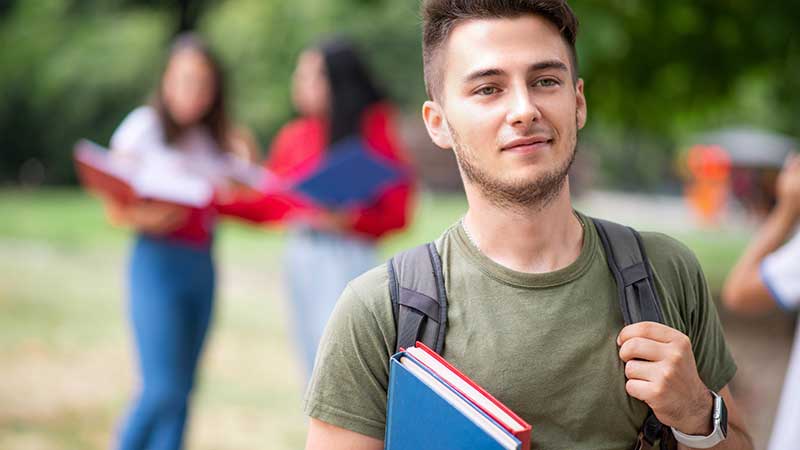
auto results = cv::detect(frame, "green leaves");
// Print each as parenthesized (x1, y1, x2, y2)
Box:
(1, 0, 797, 187)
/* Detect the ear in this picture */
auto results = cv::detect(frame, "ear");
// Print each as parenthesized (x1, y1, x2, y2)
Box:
(575, 78, 587, 130)
(422, 100, 453, 149)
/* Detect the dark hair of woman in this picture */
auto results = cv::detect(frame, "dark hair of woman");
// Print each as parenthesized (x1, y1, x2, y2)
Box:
(317, 37, 385, 148)
(152, 32, 230, 152)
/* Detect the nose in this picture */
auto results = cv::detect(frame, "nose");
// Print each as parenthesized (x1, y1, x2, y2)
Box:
(505, 84, 541, 127)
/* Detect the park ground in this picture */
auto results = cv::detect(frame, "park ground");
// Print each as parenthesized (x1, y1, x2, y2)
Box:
(0, 189, 793, 449)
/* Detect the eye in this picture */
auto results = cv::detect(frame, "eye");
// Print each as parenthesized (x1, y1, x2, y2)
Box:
(475, 86, 499, 96)
(535, 78, 560, 88)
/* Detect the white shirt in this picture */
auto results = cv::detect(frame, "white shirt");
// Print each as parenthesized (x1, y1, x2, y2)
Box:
(761, 230, 800, 450)
(109, 106, 237, 207)
(110, 106, 232, 185)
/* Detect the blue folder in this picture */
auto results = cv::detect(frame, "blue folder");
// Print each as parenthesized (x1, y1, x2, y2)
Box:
(294, 135, 404, 209)
(385, 351, 522, 450)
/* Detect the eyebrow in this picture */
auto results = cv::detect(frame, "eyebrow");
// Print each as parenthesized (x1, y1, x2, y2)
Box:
(463, 59, 569, 84)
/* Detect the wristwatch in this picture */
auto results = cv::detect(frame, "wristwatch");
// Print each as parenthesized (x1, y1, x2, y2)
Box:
(671, 390, 728, 448)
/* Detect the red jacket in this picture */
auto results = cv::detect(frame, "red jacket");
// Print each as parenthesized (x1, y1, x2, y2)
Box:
(218, 103, 415, 240)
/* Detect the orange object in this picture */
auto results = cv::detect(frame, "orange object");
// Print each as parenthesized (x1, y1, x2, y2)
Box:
(684, 145, 732, 225)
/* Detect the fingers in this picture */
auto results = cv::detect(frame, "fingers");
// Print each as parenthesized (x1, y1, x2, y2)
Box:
(623, 359, 659, 381)
(783, 153, 800, 170)
(619, 336, 668, 362)
(785, 155, 800, 183)
(624, 378, 653, 402)
(617, 321, 683, 346)
(780, 154, 800, 183)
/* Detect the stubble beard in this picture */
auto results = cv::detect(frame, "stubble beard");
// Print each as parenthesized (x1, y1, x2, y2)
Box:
(448, 120, 577, 213)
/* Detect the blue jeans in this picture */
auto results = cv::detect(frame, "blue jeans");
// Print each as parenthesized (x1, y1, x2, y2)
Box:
(284, 228, 377, 379)
(117, 235, 215, 450)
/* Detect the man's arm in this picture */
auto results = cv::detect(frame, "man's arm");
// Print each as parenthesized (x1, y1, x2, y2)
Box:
(618, 322, 752, 449)
(722, 155, 800, 314)
(306, 418, 383, 450)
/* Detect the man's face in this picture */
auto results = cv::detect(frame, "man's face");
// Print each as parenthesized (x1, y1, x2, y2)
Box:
(423, 15, 587, 209)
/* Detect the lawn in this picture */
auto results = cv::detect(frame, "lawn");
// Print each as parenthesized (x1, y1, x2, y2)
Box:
(0, 188, 749, 449)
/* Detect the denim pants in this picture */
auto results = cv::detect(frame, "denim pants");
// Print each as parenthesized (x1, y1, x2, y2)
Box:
(284, 228, 377, 379)
(117, 235, 214, 450)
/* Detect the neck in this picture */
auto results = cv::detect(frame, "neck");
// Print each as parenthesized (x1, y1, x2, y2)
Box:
(462, 178, 584, 274)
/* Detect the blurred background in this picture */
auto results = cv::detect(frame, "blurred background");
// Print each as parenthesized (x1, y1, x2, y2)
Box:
(1, 0, 798, 449)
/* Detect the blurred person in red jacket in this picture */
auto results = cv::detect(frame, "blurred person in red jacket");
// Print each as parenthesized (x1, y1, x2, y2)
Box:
(222, 37, 415, 379)
(280, 38, 414, 379)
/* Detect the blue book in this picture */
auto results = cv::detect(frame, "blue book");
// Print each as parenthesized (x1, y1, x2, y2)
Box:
(294, 135, 404, 209)
(385, 351, 522, 450)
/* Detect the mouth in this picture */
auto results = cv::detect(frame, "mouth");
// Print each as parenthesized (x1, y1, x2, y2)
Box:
(501, 136, 554, 154)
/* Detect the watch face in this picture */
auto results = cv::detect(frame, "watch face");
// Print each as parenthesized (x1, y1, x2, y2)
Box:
(719, 394, 728, 437)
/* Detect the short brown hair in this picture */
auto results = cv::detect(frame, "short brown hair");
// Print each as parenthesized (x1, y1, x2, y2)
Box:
(422, 0, 579, 101)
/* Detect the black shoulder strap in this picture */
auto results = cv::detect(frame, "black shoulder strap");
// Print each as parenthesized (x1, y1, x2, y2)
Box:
(388, 242, 447, 354)
(592, 218, 664, 325)
(592, 217, 676, 450)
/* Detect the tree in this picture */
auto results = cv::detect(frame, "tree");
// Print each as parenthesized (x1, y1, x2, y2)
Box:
(1, 0, 797, 188)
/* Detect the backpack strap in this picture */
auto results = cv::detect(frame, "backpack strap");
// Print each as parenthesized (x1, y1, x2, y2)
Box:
(592, 218, 664, 325)
(592, 218, 676, 450)
(388, 242, 447, 354)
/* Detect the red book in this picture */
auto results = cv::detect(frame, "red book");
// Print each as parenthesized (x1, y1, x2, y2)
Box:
(73, 139, 214, 208)
(75, 141, 137, 205)
(406, 342, 532, 450)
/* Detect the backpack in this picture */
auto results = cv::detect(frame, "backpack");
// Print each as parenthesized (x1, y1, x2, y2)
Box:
(387, 217, 677, 450)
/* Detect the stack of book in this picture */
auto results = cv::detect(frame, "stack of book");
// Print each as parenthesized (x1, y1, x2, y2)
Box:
(386, 342, 531, 450)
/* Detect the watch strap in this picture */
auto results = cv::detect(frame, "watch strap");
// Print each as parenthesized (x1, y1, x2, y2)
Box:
(670, 391, 727, 449)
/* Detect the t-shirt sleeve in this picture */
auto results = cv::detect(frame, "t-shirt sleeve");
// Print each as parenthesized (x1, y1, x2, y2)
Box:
(645, 233, 737, 393)
(109, 106, 166, 157)
(760, 231, 800, 311)
(303, 265, 396, 440)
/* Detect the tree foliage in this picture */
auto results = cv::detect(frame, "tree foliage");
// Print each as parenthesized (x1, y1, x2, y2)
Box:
(1, 0, 797, 187)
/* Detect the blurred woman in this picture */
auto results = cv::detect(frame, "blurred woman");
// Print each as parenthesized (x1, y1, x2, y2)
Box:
(103, 33, 244, 450)
(266, 38, 415, 378)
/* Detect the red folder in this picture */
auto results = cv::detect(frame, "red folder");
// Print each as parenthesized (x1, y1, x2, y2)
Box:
(409, 342, 532, 450)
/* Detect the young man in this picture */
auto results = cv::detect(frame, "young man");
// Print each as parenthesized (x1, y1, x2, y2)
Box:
(722, 155, 800, 450)
(304, 1, 752, 448)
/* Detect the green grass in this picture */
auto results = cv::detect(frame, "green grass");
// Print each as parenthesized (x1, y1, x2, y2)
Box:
(0, 188, 470, 450)
(0, 188, 747, 449)
(669, 230, 750, 293)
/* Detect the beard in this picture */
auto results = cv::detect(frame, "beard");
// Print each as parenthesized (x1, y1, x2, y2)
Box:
(448, 120, 577, 212)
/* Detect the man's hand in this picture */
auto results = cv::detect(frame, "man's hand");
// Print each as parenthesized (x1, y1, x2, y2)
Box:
(617, 322, 713, 436)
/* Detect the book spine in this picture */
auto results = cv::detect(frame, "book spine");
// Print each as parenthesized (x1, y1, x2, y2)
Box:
(384, 355, 403, 448)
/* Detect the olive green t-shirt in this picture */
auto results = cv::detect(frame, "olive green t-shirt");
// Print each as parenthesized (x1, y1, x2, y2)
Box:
(304, 213, 737, 449)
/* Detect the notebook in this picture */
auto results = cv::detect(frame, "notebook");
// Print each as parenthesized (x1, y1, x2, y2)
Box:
(293, 135, 404, 209)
